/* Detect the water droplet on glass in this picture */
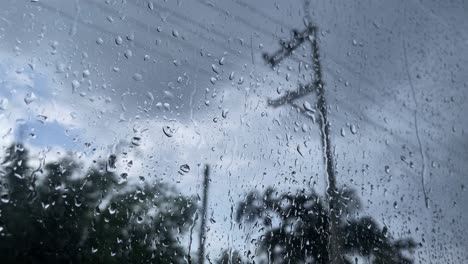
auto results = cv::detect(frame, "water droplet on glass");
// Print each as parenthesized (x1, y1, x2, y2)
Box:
(210, 77, 217, 84)
(131, 136, 141, 146)
(82, 70, 91, 78)
(118, 173, 128, 184)
(180, 164, 190, 174)
(24, 92, 37, 105)
(303, 101, 314, 112)
(222, 109, 229, 118)
(172, 29, 179, 37)
(219, 57, 225, 65)
(96, 37, 104, 45)
(297, 145, 304, 157)
(162, 126, 174, 137)
(1, 194, 10, 203)
(108, 203, 117, 214)
(340, 127, 346, 137)
(71, 80, 80, 92)
(124, 49, 133, 59)
(384, 165, 390, 174)
(137, 216, 144, 224)
(115, 36, 123, 45)
(139, 176, 145, 183)
(91, 247, 98, 254)
(350, 124, 357, 134)
(133, 73, 143, 81)
(106, 154, 117, 172)
(211, 64, 219, 73)
(0, 98, 9, 110)
(74, 197, 83, 207)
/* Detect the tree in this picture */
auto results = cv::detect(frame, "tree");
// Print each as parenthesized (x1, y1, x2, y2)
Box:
(236, 186, 418, 264)
(0, 143, 196, 263)
(216, 249, 249, 264)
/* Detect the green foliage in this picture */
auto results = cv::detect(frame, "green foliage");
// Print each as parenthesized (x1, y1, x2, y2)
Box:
(0, 144, 196, 264)
(236, 187, 418, 264)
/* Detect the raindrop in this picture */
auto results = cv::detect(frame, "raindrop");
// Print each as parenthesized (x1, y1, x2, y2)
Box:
(340, 127, 346, 137)
(119, 173, 128, 184)
(180, 164, 190, 174)
(36, 115, 47, 123)
(115, 36, 123, 45)
(172, 29, 179, 37)
(139, 176, 145, 183)
(222, 109, 229, 118)
(24, 92, 37, 105)
(74, 197, 83, 207)
(382, 226, 388, 237)
(350, 124, 357, 134)
(133, 73, 143, 81)
(96, 38, 104, 45)
(229, 72, 235, 80)
(219, 57, 225, 65)
(131, 136, 141, 146)
(106, 154, 117, 172)
(211, 64, 219, 73)
(385, 165, 390, 174)
(72, 80, 80, 92)
(0, 98, 9, 110)
(1, 194, 10, 203)
(137, 216, 144, 224)
(82, 70, 91, 78)
(95, 205, 101, 215)
(210, 77, 217, 84)
(124, 49, 133, 59)
(303, 101, 314, 112)
(108, 203, 117, 214)
(162, 126, 174, 137)
(297, 145, 304, 157)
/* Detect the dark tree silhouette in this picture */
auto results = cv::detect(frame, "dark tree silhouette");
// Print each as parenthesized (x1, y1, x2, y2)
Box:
(0, 144, 196, 263)
(216, 249, 249, 264)
(236, 187, 418, 264)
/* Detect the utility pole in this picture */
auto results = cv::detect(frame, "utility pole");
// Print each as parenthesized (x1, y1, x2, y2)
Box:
(263, 24, 342, 264)
(198, 164, 210, 264)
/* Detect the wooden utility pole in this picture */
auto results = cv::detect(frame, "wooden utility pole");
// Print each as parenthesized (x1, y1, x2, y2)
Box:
(263, 24, 342, 264)
(198, 164, 210, 264)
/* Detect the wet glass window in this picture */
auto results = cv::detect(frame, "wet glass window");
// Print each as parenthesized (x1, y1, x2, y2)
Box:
(0, 0, 467, 263)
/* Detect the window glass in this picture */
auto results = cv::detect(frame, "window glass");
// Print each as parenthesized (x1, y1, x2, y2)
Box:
(0, 0, 467, 263)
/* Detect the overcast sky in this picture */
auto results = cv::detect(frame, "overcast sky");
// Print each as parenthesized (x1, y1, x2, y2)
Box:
(0, 0, 467, 262)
